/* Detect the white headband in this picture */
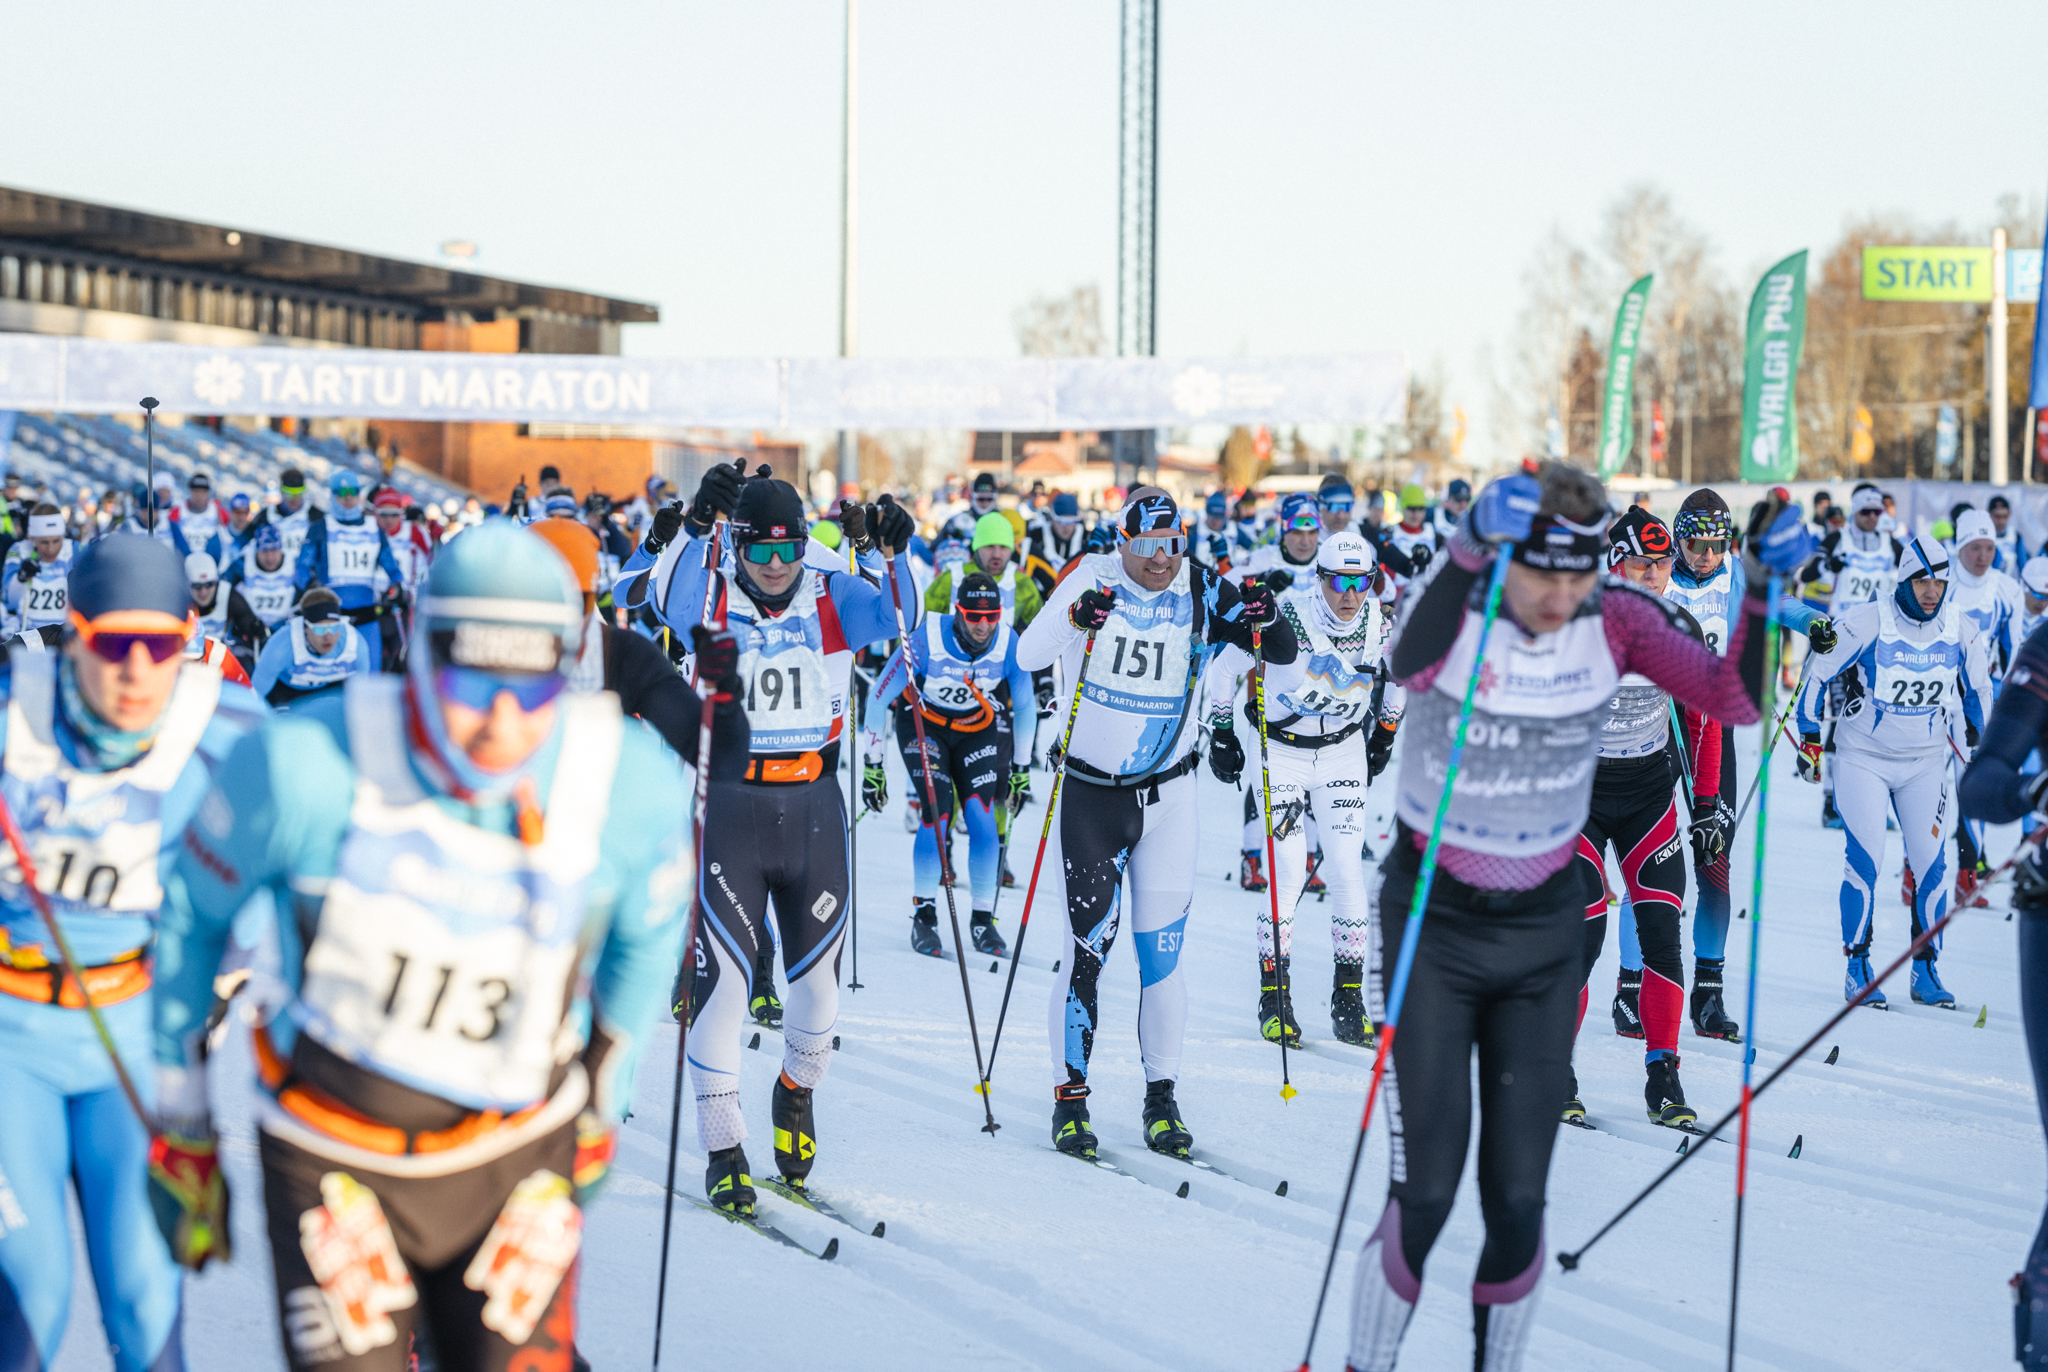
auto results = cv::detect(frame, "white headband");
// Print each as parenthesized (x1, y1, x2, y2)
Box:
(26, 514, 64, 539)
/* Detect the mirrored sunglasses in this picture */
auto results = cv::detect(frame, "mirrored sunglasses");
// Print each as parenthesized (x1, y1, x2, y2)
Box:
(435, 666, 566, 712)
(1319, 497, 1354, 512)
(957, 606, 1002, 625)
(1125, 534, 1185, 558)
(740, 540, 804, 566)
(1320, 571, 1372, 592)
(1284, 515, 1321, 532)
(1682, 538, 1729, 554)
(70, 612, 188, 664)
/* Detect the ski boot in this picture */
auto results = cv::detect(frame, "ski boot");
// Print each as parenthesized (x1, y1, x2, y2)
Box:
(1844, 943, 1887, 1007)
(1955, 864, 1988, 910)
(1052, 1082, 1097, 1159)
(1688, 959, 1741, 1041)
(1142, 1078, 1194, 1158)
(1239, 849, 1268, 891)
(705, 1144, 756, 1216)
(1258, 956, 1302, 1046)
(1611, 968, 1644, 1039)
(910, 900, 943, 957)
(1000, 854, 1018, 889)
(750, 949, 783, 1028)
(1821, 790, 1843, 830)
(1331, 960, 1373, 1047)
(970, 909, 1009, 957)
(1644, 1054, 1697, 1129)
(1561, 1067, 1586, 1125)
(1305, 853, 1328, 897)
(1910, 954, 1957, 1008)
(772, 1072, 817, 1187)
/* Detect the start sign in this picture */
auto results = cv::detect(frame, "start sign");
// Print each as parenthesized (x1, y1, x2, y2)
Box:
(1861, 246, 1993, 301)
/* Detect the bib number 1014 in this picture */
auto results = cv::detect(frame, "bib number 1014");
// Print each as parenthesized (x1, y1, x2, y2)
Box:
(1109, 635, 1169, 681)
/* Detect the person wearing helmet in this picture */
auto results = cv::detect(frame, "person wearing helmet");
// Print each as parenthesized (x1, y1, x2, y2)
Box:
(862, 570, 1038, 957)
(222, 523, 297, 654)
(0, 535, 262, 1372)
(254, 466, 315, 566)
(1315, 473, 1356, 538)
(1795, 532, 1991, 1012)
(618, 460, 922, 1215)
(166, 471, 224, 564)
(925, 511, 1044, 629)
(149, 521, 714, 1369)
(249, 587, 372, 709)
(1203, 530, 1395, 1048)
(184, 551, 227, 642)
(295, 470, 406, 671)
(1018, 487, 1291, 1163)
(2, 504, 73, 638)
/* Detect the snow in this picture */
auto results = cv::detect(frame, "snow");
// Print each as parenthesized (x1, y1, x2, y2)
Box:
(52, 720, 2044, 1371)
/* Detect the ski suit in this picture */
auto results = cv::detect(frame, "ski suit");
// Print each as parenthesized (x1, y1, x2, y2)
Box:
(1226, 545, 1322, 855)
(1804, 524, 1903, 813)
(295, 510, 405, 670)
(250, 616, 374, 708)
(0, 540, 73, 637)
(224, 545, 299, 644)
(0, 651, 261, 1372)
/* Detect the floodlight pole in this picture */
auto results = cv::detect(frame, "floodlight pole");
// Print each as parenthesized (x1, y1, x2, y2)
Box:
(837, 0, 860, 498)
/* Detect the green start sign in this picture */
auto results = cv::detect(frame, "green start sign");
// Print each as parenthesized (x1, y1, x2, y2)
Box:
(1862, 246, 1993, 301)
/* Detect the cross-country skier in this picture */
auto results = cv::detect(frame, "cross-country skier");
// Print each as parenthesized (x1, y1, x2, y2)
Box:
(1345, 465, 1801, 1372)
(222, 523, 298, 654)
(1940, 509, 2027, 904)
(1317, 474, 1357, 538)
(255, 467, 316, 567)
(0, 535, 262, 1372)
(295, 470, 406, 671)
(1189, 491, 1234, 576)
(1799, 484, 1904, 827)
(1383, 485, 1444, 592)
(1796, 533, 1992, 1008)
(1203, 530, 1394, 1048)
(617, 461, 921, 1214)
(249, 588, 373, 708)
(861, 570, 1037, 957)
(149, 520, 726, 1371)
(925, 512, 1042, 628)
(1028, 491, 1089, 574)
(1017, 487, 1291, 1160)
(936, 472, 1001, 547)
(1, 504, 73, 637)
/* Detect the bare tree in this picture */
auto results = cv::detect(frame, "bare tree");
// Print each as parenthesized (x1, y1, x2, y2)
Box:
(1502, 227, 1597, 456)
(1014, 284, 1106, 358)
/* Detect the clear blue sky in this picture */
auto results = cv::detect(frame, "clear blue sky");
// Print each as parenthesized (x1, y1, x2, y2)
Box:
(6, 0, 2045, 464)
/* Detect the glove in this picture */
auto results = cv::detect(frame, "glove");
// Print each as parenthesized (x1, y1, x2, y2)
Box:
(1008, 764, 1032, 816)
(1966, 720, 1980, 750)
(1744, 489, 1819, 583)
(870, 495, 915, 554)
(1208, 724, 1245, 784)
(841, 500, 872, 555)
(645, 500, 686, 553)
(688, 458, 745, 529)
(1237, 579, 1279, 628)
(13, 557, 34, 583)
(1084, 524, 1118, 554)
(861, 760, 889, 812)
(1470, 470, 1542, 545)
(1410, 543, 1434, 573)
(1070, 586, 1116, 631)
(1365, 719, 1398, 781)
(147, 1130, 231, 1271)
(1688, 796, 1727, 864)
(1824, 550, 1846, 576)
(689, 624, 742, 700)
(1207, 533, 1229, 562)
(1807, 616, 1837, 654)
(572, 1110, 616, 1205)
(1795, 732, 1824, 784)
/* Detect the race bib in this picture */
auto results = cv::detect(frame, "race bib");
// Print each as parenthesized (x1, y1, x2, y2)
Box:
(334, 542, 379, 578)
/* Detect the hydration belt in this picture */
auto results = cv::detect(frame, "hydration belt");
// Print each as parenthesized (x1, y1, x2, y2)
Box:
(1268, 720, 1363, 750)
(0, 944, 151, 1008)
(1064, 749, 1200, 789)
(743, 750, 829, 784)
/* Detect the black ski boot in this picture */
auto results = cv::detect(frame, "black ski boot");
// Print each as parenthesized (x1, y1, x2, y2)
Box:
(1611, 968, 1644, 1039)
(1052, 1082, 1097, 1158)
(1331, 960, 1373, 1046)
(1645, 1054, 1697, 1129)
(1689, 959, 1742, 1041)
(705, 1144, 756, 1215)
(970, 909, 1009, 957)
(910, 900, 943, 957)
(772, 1073, 816, 1188)
(1142, 1079, 1194, 1158)
(1258, 956, 1301, 1046)
(750, 948, 783, 1028)
(1561, 1066, 1586, 1124)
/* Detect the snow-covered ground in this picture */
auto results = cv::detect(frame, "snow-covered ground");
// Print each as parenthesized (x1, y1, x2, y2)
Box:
(53, 718, 2044, 1370)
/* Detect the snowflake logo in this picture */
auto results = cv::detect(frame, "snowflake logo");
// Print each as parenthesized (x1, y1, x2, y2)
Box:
(192, 355, 246, 408)
(1171, 365, 1223, 418)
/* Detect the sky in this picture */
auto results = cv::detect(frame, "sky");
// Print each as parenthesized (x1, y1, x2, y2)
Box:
(5, 0, 2047, 466)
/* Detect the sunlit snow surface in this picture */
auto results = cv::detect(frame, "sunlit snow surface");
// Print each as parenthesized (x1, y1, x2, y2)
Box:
(53, 721, 2040, 1370)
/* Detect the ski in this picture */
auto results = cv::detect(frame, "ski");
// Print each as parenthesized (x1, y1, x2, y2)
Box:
(685, 1193, 839, 1260)
(760, 1175, 887, 1239)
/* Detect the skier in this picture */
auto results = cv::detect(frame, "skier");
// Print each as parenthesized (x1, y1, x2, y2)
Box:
(249, 588, 374, 708)
(1028, 491, 1088, 573)
(0, 534, 262, 1372)
(2025, 560, 2048, 643)
(1, 504, 73, 637)
(1940, 509, 2027, 904)
(1203, 530, 1393, 1048)
(185, 553, 227, 643)
(862, 571, 1037, 957)
(147, 521, 724, 1370)
(164, 472, 224, 563)
(1800, 483, 1904, 828)
(925, 513, 1042, 628)
(936, 472, 1001, 547)
(1382, 485, 1443, 592)
(371, 489, 434, 663)
(1344, 465, 1801, 1372)
(1229, 493, 1324, 890)
(295, 470, 406, 672)
(1432, 479, 1472, 540)
(618, 461, 921, 1214)
(1795, 533, 1992, 1008)
(1189, 491, 1234, 577)
(222, 523, 298, 654)
(256, 467, 316, 567)
(1017, 486, 1291, 1160)
(1316, 473, 1357, 538)
(1988, 493, 2031, 578)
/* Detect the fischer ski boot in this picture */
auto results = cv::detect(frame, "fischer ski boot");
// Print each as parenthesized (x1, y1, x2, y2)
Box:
(1822, 789, 1843, 830)
(772, 1073, 817, 1186)
(1305, 853, 1328, 897)
(1239, 849, 1268, 892)
(705, 1144, 757, 1216)
(1258, 956, 1302, 1046)
(910, 900, 943, 957)
(1844, 944, 1887, 1007)
(1142, 1078, 1194, 1158)
(750, 949, 783, 1028)
(1611, 968, 1644, 1039)
(1910, 954, 1957, 1008)
(1052, 1082, 1098, 1159)
(1645, 1054, 1697, 1129)
(970, 909, 1009, 957)
(1331, 960, 1373, 1047)
(1561, 1067, 1586, 1125)
(1689, 959, 1742, 1041)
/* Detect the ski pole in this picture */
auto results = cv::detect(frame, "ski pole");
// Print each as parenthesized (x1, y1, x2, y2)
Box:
(982, 629, 1095, 1088)
(846, 544, 865, 992)
(1726, 572, 1783, 1372)
(883, 549, 1001, 1135)
(141, 396, 159, 535)
(653, 519, 725, 1372)
(1559, 898, 1958, 1272)
(1295, 532, 1518, 1372)
(1253, 631, 1297, 1102)
(0, 789, 150, 1128)
(1666, 699, 1697, 813)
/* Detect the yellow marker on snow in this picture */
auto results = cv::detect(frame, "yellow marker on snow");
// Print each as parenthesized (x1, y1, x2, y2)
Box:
(1975, 1005, 1988, 1028)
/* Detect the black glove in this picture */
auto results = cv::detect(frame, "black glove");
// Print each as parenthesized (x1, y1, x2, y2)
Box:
(645, 500, 686, 554)
(1207, 533, 1228, 562)
(1237, 578, 1279, 628)
(14, 558, 34, 583)
(1807, 616, 1837, 654)
(1084, 524, 1117, 554)
(841, 501, 872, 556)
(1208, 724, 1244, 785)
(1689, 795, 1727, 865)
(689, 624, 742, 699)
(1410, 543, 1434, 573)
(871, 495, 915, 554)
(861, 760, 888, 813)
(1966, 721, 1980, 750)
(1824, 550, 1846, 576)
(686, 459, 745, 533)
(405, 506, 425, 523)
(1366, 720, 1397, 781)
(1070, 586, 1116, 631)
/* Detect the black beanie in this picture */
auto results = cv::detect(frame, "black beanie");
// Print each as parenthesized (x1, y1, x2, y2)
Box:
(1678, 488, 1729, 517)
(731, 477, 807, 545)
(956, 571, 1002, 616)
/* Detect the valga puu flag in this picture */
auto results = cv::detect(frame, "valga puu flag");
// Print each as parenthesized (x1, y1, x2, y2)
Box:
(1596, 274, 1654, 478)
(1740, 251, 1808, 483)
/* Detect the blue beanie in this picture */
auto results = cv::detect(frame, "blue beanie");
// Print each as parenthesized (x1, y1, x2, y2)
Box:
(70, 534, 191, 624)
(1052, 491, 1080, 519)
(1204, 492, 1228, 518)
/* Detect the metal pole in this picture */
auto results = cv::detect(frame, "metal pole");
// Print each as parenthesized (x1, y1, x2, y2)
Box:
(1146, 0, 1159, 357)
(837, 0, 860, 497)
(1994, 227, 2010, 486)
(2027, 406, 2037, 485)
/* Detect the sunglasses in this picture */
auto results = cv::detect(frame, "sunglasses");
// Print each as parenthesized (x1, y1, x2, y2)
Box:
(740, 539, 804, 565)
(958, 607, 1002, 625)
(1682, 538, 1729, 554)
(70, 612, 189, 664)
(1284, 516, 1321, 532)
(1320, 571, 1372, 592)
(1319, 498, 1354, 512)
(1125, 534, 1185, 558)
(1623, 554, 1676, 569)
(435, 666, 567, 713)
